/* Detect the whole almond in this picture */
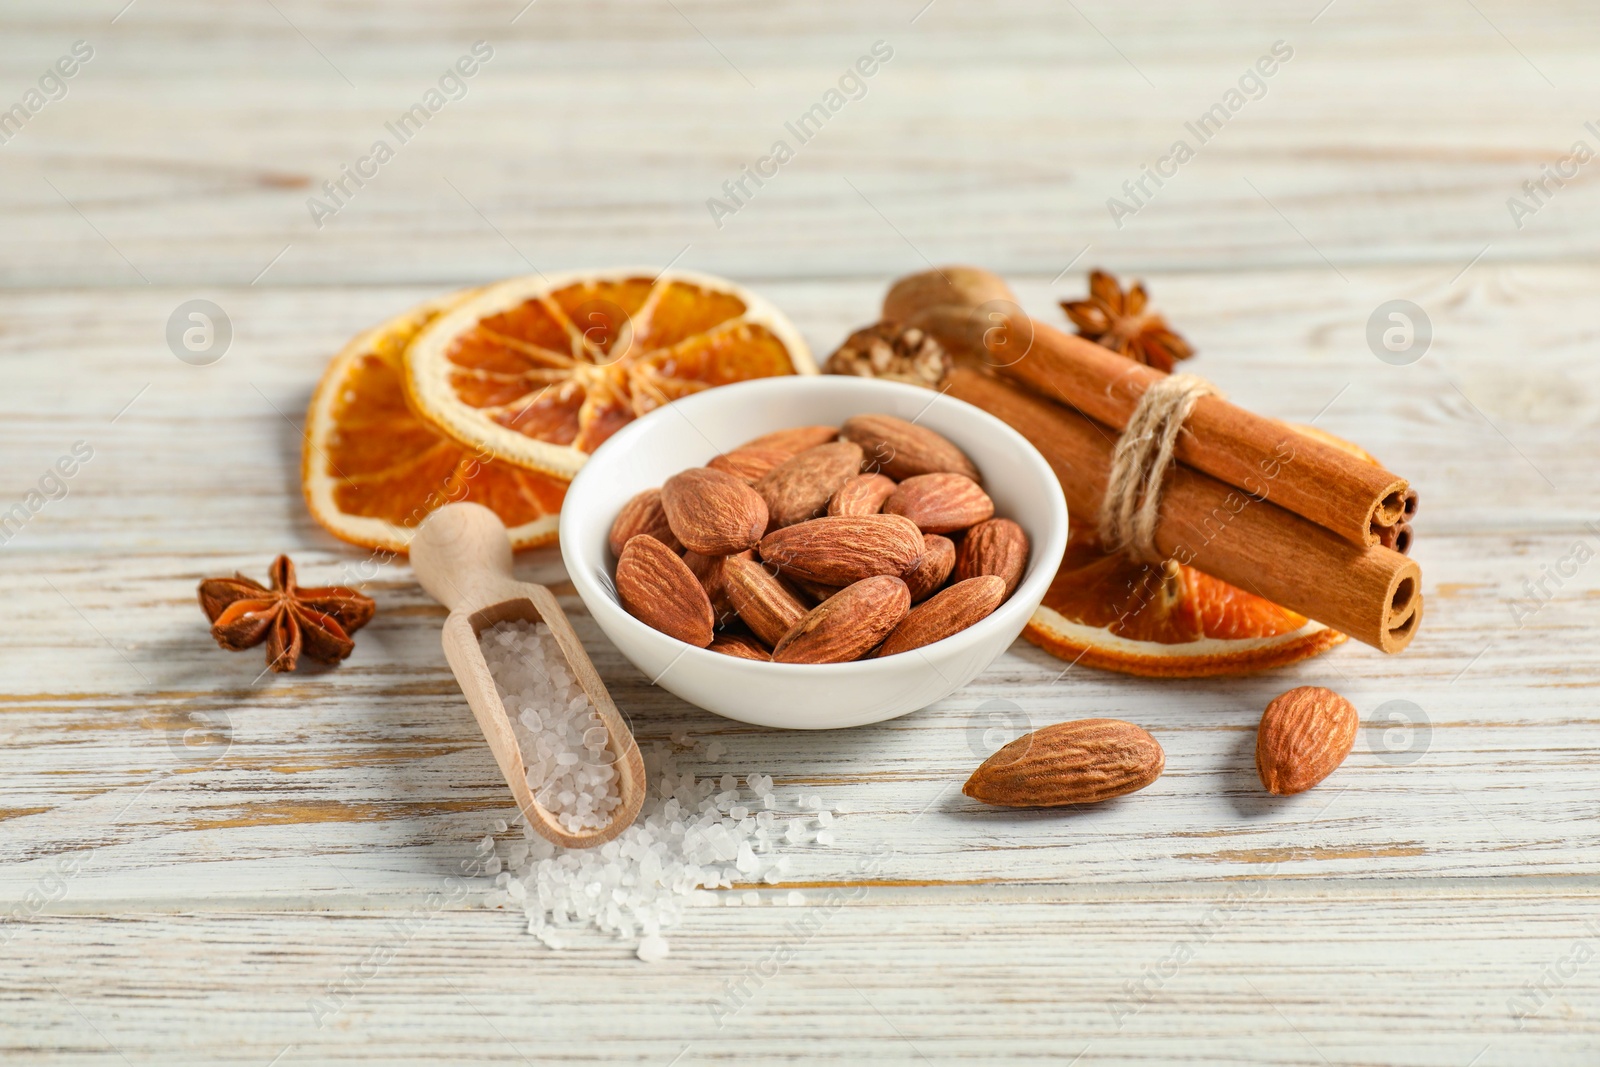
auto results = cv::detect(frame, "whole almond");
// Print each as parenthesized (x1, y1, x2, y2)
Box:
(840, 413, 980, 482)
(884, 473, 994, 534)
(903, 534, 956, 603)
(954, 518, 1029, 598)
(722, 555, 809, 646)
(964, 719, 1164, 807)
(758, 514, 924, 586)
(682, 549, 745, 627)
(771, 576, 910, 663)
(876, 575, 1005, 657)
(757, 441, 865, 530)
(707, 446, 789, 484)
(738, 425, 840, 456)
(608, 488, 681, 558)
(660, 467, 768, 556)
(1255, 686, 1358, 795)
(828, 473, 898, 517)
(708, 631, 771, 661)
(615, 535, 715, 647)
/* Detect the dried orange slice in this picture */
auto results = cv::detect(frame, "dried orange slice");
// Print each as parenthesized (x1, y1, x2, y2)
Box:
(402, 269, 815, 477)
(303, 293, 569, 553)
(1024, 530, 1346, 678)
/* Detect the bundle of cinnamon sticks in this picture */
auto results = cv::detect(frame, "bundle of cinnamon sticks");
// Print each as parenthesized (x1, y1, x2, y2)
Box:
(883, 266, 1422, 654)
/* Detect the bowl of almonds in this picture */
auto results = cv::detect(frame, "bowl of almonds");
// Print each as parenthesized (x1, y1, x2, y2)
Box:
(559, 376, 1068, 729)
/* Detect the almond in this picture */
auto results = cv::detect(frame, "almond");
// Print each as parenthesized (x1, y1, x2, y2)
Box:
(756, 441, 865, 530)
(660, 467, 768, 556)
(758, 514, 924, 587)
(786, 575, 843, 605)
(883, 473, 994, 534)
(707, 446, 789, 484)
(840, 413, 980, 483)
(953, 518, 1029, 598)
(722, 555, 809, 646)
(876, 575, 1005, 657)
(682, 549, 745, 627)
(1255, 686, 1358, 795)
(608, 488, 681, 558)
(738, 424, 841, 456)
(903, 534, 955, 603)
(771, 576, 910, 663)
(615, 535, 715, 647)
(828, 472, 898, 517)
(708, 631, 771, 661)
(963, 719, 1164, 807)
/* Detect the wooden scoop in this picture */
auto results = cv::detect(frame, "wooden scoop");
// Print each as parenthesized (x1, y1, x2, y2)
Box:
(411, 503, 645, 848)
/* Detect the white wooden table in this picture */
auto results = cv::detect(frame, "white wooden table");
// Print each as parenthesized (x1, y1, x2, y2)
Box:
(4, 1, 1598, 1063)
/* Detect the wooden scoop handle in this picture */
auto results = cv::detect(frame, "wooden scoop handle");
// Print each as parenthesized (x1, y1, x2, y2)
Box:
(411, 503, 525, 613)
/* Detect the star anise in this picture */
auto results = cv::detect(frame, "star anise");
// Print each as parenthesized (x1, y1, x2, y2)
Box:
(1060, 269, 1195, 373)
(198, 555, 375, 672)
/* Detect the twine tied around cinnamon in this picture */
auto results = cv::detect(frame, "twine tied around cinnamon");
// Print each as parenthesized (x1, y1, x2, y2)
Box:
(1097, 373, 1224, 561)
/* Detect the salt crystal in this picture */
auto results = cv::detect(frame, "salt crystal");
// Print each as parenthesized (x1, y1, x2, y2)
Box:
(492, 819, 509, 834)
(787, 890, 806, 906)
(637, 935, 670, 962)
(742, 891, 759, 906)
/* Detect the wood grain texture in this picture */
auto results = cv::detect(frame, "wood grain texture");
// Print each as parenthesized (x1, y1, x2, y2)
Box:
(2, 1, 1599, 286)
(3, 1, 1599, 1062)
(8, 895, 1600, 1066)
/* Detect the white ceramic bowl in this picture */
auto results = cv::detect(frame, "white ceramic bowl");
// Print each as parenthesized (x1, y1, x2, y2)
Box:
(559, 376, 1068, 729)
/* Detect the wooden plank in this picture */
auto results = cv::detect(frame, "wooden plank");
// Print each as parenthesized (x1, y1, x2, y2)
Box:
(1, 1, 1597, 285)
(6, 898, 1598, 1064)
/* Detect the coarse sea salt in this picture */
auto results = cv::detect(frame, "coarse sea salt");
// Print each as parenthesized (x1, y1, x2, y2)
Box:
(484, 740, 836, 959)
(480, 619, 621, 835)
(473, 623, 840, 960)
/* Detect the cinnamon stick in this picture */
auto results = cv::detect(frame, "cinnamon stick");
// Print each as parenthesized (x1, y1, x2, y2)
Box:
(885, 268, 1410, 548)
(1375, 521, 1413, 555)
(1002, 320, 1408, 544)
(948, 369, 1421, 653)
